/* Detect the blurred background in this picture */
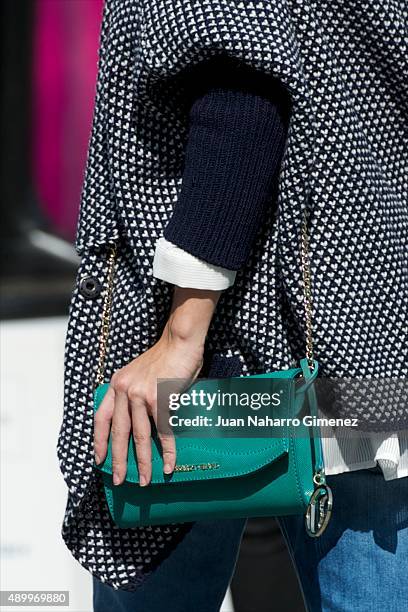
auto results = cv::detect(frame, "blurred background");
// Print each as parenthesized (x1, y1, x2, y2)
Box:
(0, 2, 304, 611)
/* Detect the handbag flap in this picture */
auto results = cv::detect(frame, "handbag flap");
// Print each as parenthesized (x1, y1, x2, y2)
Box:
(93, 375, 295, 485)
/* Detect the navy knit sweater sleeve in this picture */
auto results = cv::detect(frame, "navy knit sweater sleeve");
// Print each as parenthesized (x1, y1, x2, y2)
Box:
(163, 58, 291, 271)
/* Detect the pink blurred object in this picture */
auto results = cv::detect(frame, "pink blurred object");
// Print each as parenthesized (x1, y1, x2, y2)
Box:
(32, 0, 104, 240)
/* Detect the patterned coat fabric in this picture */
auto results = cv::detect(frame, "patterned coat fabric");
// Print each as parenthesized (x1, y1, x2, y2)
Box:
(57, 0, 408, 590)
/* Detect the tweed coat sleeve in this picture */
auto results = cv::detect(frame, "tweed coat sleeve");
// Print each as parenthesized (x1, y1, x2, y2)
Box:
(74, 0, 315, 260)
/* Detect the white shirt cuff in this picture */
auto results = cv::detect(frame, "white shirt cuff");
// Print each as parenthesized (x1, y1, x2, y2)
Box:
(152, 237, 237, 290)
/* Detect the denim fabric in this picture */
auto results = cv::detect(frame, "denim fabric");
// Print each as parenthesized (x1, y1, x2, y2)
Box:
(93, 518, 246, 612)
(93, 469, 408, 612)
(278, 467, 408, 612)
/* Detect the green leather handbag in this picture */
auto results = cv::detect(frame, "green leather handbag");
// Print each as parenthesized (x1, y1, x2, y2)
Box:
(93, 219, 333, 537)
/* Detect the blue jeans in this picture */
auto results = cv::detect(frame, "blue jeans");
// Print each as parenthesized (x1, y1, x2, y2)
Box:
(93, 468, 408, 612)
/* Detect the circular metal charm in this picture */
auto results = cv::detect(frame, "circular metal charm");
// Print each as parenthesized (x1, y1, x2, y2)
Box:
(305, 484, 333, 538)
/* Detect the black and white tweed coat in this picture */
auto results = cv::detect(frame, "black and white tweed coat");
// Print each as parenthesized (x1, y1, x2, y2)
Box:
(57, 0, 408, 590)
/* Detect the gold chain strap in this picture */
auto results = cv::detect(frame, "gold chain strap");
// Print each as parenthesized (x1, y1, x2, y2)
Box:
(300, 212, 314, 363)
(95, 243, 117, 387)
(94, 218, 313, 386)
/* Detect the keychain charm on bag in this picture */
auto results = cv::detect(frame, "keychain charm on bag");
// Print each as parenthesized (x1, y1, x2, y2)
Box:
(300, 218, 333, 537)
(306, 478, 333, 537)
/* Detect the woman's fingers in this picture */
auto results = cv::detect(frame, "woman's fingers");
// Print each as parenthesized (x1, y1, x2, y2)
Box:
(99, 336, 204, 487)
(149, 390, 177, 475)
(94, 385, 115, 465)
(130, 397, 152, 486)
(159, 432, 176, 475)
(110, 389, 132, 485)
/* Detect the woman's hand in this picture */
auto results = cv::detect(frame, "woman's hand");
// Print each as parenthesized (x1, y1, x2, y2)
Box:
(93, 287, 221, 487)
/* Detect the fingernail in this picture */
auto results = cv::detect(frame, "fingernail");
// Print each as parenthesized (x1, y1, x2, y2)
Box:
(163, 463, 173, 474)
(94, 453, 101, 465)
(113, 472, 121, 485)
(139, 475, 147, 487)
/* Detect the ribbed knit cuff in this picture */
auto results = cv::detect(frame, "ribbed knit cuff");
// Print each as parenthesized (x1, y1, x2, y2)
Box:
(153, 237, 236, 289)
(163, 74, 289, 270)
